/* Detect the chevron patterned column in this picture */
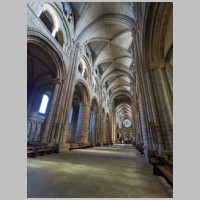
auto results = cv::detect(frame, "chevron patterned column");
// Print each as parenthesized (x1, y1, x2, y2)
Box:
(76, 102, 91, 143)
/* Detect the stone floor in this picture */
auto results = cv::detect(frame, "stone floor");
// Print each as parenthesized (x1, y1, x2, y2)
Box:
(27, 144, 173, 198)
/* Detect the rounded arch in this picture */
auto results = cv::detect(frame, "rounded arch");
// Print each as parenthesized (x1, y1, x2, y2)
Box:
(101, 67, 134, 84)
(80, 27, 134, 52)
(55, 30, 64, 47)
(96, 57, 133, 70)
(38, 3, 73, 50)
(39, 9, 55, 33)
(27, 31, 66, 79)
(74, 80, 90, 103)
(143, 2, 173, 64)
(110, 92, 132, 103)
(102, 107, 106, 116)
(90, 97, 99, 111)
(79, 56, 92, 81)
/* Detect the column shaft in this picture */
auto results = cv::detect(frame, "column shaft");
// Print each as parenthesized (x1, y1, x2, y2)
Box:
(146, 71, 165, 151)
(138, 98, 148, 150)
(40, 79, 61, 143)
(165, 65, 173, 102)
(76, 102, 91, 143)
(153, 67, 173, 150)
(101, 116, 106, 145)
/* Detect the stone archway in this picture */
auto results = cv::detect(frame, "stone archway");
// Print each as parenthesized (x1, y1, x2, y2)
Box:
(27, 40, 63, 144)
(67, 81, 91, 144)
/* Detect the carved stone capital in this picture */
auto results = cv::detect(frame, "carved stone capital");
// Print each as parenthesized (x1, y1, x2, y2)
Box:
(53, 78, 62, 85)
(62, 79, 67, 85)
(150, 60, 165, 71)
(79, 102, 91, 107)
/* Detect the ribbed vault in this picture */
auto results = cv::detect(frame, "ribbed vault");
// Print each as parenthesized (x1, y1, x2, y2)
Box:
(65, 2, 136, 126)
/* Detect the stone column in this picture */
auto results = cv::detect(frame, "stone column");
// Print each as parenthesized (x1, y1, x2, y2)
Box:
(101, 116, 106, 145)
(76, 102, 91, 143)
(50, 80, 65, 144)
(52, 26, 58, 37)
(109, 113, 114, 142)
(151, 63, 173, 150)
(33, 122, 42, 141)
(111, 111, 115, 142)
(91, 111, 97, 143)
(131, 100, 138, 139)
(136, 112, 143, 143)
(29, 121, 36, 141)
(27, 120, 31, 139)
(60, 45, 80, 144)
(164, 63, 173, 103)
(67, 104, 79, 143)
(106, 119, 109, 141)
(88, 111, 93, 142)
(27, 89, 36, 117)
(146, 70, 165, 152)
(40, 78, 61, 143)
(138, 95, 149, 151)
(95, 111, 100, 144)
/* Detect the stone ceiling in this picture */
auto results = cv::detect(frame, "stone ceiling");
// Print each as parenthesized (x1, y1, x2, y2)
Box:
(68, 2, 136, 124)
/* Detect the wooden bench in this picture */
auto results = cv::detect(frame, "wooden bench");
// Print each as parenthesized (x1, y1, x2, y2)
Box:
(27, 146, 37, 157)
(69, 143, 94, 151)
(148, 150, 159, 165)
(153, 156, 173, 186)
(44, 144, 59, 154)
(34, 146, 45, 156)
(149, 152, 173, 185)
(51, 144, 59, 153)
(167, 153, 173, 161)
(136, 144, 144, 154)
(69, 143, 84, 151)
(84, 143, 94, 148)
(27, 142, 59, 157)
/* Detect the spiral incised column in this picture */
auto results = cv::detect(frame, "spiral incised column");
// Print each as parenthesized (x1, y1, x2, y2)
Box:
(76, 102, 91, 143)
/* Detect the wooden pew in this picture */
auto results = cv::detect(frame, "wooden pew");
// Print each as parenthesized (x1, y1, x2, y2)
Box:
(136, 144, 144, 155)
(34, 146, 45, 156)
(148, 151, 173, 186)
(27, 142, 59, 157)
(148, 150, 159, 165)
(69, 143, 94, 151)
(27, 146, 37, 157)
(69, 143, 84, 151)
(51, 144, 59, 153)
(154, 157, 173, 185)
(44, 144, 59, 154)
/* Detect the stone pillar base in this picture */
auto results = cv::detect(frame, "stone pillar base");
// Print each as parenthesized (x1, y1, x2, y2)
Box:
(59, 143, 70, 151)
